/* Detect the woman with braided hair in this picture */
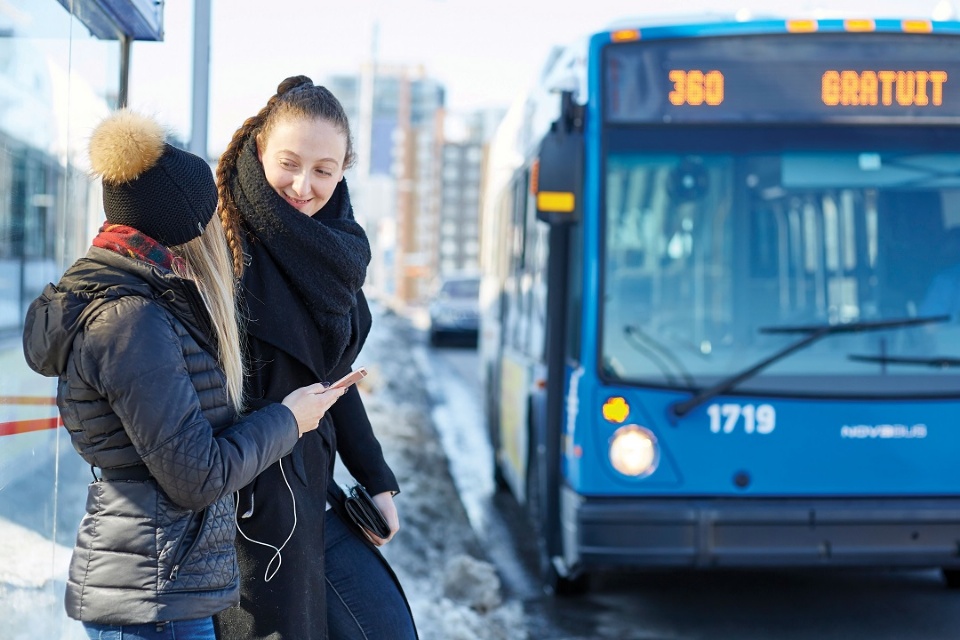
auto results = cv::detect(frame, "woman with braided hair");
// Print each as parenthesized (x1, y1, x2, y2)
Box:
(212, 76, 417, 639)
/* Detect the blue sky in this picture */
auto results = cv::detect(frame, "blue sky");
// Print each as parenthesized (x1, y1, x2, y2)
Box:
(126, 0, 954, 156)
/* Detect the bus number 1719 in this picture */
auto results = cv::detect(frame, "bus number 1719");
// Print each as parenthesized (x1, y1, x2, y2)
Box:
(707, 403, 776, 434)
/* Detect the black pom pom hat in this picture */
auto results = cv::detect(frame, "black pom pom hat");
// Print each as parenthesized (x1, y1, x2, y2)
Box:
(88, 110, 216, 247)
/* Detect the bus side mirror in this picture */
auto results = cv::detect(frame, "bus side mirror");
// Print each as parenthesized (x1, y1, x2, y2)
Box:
(535, 128, 583, 225)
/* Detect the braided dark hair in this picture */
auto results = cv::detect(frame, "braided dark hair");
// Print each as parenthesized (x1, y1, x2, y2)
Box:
(216, 75, 356, 279)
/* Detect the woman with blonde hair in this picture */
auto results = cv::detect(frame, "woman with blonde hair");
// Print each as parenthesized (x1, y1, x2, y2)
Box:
(22, 110, 346, 640)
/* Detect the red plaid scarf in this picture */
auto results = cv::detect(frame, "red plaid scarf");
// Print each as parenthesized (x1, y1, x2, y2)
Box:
(92, 222, 183, 271)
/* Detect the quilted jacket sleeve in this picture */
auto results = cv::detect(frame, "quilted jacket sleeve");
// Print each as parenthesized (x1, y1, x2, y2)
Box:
(79, 297, 299, 511)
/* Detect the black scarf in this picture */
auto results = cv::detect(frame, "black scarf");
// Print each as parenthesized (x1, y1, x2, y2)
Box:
(232, 136, 370, 375)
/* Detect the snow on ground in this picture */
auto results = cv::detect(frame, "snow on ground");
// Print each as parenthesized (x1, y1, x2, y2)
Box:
(0, 518, 70, 588)
(0, 518, 86, 639)
(344, 303, 528, 639)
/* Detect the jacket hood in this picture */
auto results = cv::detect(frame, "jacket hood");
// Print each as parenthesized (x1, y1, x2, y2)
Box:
(22, 247, 208, 377)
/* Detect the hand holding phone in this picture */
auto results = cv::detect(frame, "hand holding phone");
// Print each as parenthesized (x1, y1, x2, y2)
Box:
(331, 367, 368, 390)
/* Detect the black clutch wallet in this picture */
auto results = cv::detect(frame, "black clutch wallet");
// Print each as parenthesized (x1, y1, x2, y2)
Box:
(343, 483, 391, 539)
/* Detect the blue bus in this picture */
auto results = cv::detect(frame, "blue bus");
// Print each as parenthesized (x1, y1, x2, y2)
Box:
(479, 15, 960, 594)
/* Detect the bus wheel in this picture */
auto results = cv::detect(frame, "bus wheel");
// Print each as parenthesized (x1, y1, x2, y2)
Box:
(544, 563, 590, 597)
(492, 450, 510, 493)
(942, 568, 960, 588)
(526, 444, 589, 596)
(485, 391, 509, 494)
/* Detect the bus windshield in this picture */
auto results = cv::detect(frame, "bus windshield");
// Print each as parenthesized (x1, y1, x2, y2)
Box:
(601, 126, 960, 397)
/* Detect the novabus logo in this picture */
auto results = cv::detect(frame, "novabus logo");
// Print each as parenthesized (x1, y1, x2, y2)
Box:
(840, 424, 928, 439)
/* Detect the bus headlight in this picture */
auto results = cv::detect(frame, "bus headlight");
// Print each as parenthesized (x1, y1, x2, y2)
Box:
(608, 425, 659, 477)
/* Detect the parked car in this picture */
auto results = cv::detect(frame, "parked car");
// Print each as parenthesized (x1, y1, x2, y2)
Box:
(428, 274, 480, 347)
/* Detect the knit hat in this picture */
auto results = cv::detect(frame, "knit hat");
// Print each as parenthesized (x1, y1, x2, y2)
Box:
(88, 110, 216, 247)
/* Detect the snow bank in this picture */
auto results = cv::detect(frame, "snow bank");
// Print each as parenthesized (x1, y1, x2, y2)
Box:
(352, 304, 530, 639)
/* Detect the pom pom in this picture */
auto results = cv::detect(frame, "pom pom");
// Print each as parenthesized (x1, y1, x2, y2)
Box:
(89, 110, 166, 184)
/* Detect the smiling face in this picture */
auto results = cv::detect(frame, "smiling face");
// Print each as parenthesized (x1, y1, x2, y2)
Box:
(256, 116, 347, 216)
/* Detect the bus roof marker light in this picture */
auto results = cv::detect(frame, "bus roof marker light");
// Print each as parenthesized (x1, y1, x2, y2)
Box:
(844, 19, 876, 32)
(602, 397, 630, 423)
(786, 20, 818, 32)
(609, 425, 659, 477)
(610, 29, 640, 42)
(902, 20, 933, 33)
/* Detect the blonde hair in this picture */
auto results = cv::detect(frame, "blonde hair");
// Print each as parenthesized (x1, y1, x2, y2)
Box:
(171, 218, 246, 413)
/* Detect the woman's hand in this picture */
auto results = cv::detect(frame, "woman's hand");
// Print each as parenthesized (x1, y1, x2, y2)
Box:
(281, 382, 345, 437)
(365, 491, 400, 546)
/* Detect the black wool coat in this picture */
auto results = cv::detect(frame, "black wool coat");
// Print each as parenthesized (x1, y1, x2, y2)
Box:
(212, 242, 402, 640)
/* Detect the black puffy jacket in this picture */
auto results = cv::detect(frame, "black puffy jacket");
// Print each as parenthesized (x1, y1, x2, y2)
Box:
(22, 247, 300, 624)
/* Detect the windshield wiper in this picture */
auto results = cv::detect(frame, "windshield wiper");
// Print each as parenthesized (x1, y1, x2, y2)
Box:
(848, 353, 960, 369)
(668, 315, 949, 419)
(624, 325, 695, 388)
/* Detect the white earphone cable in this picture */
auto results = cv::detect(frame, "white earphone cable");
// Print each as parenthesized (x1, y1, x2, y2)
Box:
(234, 457, 297, 582)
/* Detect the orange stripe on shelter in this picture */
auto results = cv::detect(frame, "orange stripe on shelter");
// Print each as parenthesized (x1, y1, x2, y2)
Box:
(0, 396, 58, 405)
(0, 417, 62, 436)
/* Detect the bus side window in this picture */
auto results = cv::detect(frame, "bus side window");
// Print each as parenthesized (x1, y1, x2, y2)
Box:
(526, 177, 547, 361)
(494, 187, 514, 332)
(505, 175, 528, 351)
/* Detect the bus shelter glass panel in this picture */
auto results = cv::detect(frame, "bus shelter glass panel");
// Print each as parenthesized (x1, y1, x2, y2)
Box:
(601, 128, 960, 397)
(0, 1, 117, 637)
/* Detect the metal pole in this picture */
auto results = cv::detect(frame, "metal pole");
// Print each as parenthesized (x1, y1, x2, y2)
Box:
(190, 0, 211, 158)
(118, 34, 131, 108)
(357, 16, 378, 177)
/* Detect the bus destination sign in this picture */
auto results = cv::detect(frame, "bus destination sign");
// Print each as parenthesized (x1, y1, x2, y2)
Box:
(606, 33, 960, 123)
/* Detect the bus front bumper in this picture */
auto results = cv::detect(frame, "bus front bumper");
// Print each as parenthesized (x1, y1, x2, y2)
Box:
(567, 489, 960, 569)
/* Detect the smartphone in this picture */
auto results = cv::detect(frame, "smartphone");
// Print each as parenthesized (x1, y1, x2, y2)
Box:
(331, 367, 368, 390)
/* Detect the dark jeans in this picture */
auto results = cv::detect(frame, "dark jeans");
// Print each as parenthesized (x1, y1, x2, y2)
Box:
(83, 617, 215, 640)
(325, 509, 418, 639)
